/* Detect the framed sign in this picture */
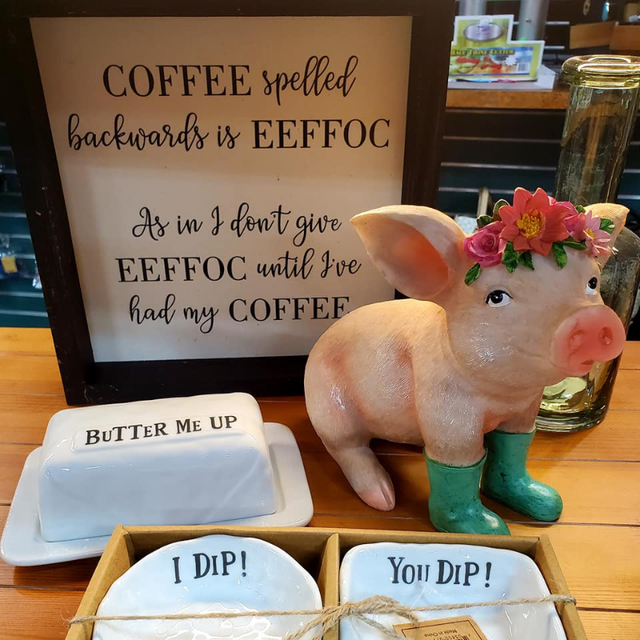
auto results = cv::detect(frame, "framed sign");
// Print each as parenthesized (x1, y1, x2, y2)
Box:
(1, 1, 455, 404)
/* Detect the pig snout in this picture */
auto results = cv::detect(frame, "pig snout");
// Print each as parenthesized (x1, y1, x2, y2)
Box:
(552, 306, 626, 377)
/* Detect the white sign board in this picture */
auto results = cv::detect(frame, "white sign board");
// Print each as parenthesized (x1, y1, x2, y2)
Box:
(31, 17, 411, 362)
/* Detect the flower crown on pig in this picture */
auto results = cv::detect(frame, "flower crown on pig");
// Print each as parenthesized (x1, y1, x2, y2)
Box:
(464, 187, 615, 285)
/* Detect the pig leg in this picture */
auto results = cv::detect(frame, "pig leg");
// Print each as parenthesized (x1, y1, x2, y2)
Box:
(421, 417, 509, 535)
(481, 405, 563, 522)
(305, 362, 396, 511)
(325, 439, 396, 511)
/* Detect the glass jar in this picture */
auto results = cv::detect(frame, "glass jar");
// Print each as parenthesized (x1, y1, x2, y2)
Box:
(554, 55, 640, 206)
(537, 55, 640, 432)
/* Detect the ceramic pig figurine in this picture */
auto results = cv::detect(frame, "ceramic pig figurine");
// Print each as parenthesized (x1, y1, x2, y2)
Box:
(305, 188, 628, 535)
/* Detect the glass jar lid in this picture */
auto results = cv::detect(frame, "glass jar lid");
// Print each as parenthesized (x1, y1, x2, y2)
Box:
(563, 55, 640, 88)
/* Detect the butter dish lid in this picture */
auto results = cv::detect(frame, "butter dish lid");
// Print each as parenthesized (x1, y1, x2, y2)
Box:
(40, 392, 265, 456)
(37, 392, 278, 542)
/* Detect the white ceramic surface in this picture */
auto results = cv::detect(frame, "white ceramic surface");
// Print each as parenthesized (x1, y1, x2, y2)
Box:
(93, 534, 322, 640)
(340, 543, 567, 640)
(0, 423, 313, 566)
(39, 393, 276, 541)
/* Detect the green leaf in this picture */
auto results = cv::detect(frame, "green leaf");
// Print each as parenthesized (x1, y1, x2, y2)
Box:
(493, 199, 509, 219)
(575, 205, 586, 213)
(464, 263, 482, 286)
(599, 218, 615, 233)
(477, 215, 493, 228)
(501, 241, 520, 273)
(519, 251, 534, 270)
(552, 242, 568, 269)
(562, 239, 587, 250)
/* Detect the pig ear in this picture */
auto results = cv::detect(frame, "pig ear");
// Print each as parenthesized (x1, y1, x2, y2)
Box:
(351, 205, 467, 300)
(588, 203, 629, 267)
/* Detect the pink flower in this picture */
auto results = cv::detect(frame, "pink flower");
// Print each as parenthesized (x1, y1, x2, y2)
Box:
(463, 221, 505, 266)
(548, 197, 578, 213)
(566, 209, 612, 257)
(498, 187, 573, 256)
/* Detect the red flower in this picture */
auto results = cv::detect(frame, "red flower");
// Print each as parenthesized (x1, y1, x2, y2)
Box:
(498, 188, 572, 256)
(463, 221, 505, 266)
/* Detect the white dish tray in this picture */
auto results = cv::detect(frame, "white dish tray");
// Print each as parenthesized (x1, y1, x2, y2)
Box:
(1, 422, 313, 566)
(340, 542, 567, 640)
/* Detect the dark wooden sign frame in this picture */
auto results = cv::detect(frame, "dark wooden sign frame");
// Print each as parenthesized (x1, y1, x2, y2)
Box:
(0, 0, 455, 405)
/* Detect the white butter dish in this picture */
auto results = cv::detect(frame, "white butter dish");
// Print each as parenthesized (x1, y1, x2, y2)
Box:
(38, 393, 277, 542)
(1, 421, 313, 566)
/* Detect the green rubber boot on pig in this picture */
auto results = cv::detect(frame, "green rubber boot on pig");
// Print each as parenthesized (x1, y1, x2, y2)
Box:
(481, 430, 563, 522)
(425, 454, 510, 535)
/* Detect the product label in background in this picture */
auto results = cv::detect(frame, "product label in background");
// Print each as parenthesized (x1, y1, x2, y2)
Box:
(449, 14, 543, 81)
(395, 616, 488, 640)
(0, 256, 18, 275)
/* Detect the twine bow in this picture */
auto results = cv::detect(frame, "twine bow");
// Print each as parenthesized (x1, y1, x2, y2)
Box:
(69, 593, 576, 640)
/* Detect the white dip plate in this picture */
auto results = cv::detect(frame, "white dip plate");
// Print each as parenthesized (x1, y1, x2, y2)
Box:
(93, 534, 322, 640)
(340, 542, 567, 640)
(1, 423, 313, 566)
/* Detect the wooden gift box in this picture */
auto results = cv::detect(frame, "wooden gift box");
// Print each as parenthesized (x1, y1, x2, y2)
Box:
(66, 525, 587, 640)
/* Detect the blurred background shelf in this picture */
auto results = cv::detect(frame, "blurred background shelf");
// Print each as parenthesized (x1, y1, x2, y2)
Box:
(1, 0, 638, 329)
(447, 87, 569, 109)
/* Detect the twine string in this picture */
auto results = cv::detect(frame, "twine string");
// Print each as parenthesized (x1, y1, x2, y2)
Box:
(286, 596, 420, 640)
(69, 593, 576, 640)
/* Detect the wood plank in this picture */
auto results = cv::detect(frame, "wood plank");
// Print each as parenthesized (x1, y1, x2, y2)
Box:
(0, 330, 640, 640)
(446, 89, 569, 111)
(0, 397, 329, 447)
(611, 25, 640, 54)
(539, 525, 640, 613)
(0, 560, 96, 592)
(0, 355, 64, 397)
(0, 588, 83, 640)
(2, 445, 638, 525)
(0, 444, 33, 505)
(0, 328, 637, 640)
(310, 514, 640, 611)
(3, 511, 639, 624)
(532, 412, 640, 462)
(302, 453, 640, 526)
(6, 592, 637, 640)
(619, 342, 640, 370)
(366, 414, 640, 463)
(610, 369, 640, 410)
(3, 392, 640, 463)
(264, 404, 640, 462)
(3, 324, 640, 363)
(476, 460, 640, 526)
(569, 21, 615, 49)
(579, 610, 640, 640)
(0, 328, 54, 356)
(2, 393, 640, 469)
(1, 330, 639, 402)
(0, 397, 328, 447)
(0, 577, 636, 640)
(0, 396, 70, 444)
(3, 327, 638, 384)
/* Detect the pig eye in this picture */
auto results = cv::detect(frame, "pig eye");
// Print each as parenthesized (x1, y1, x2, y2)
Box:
(486, 290, 512, 307)
(586, 277, 598, 295)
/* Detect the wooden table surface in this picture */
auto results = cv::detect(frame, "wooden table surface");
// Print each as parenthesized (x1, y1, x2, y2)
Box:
(0, 328, 639, 639)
